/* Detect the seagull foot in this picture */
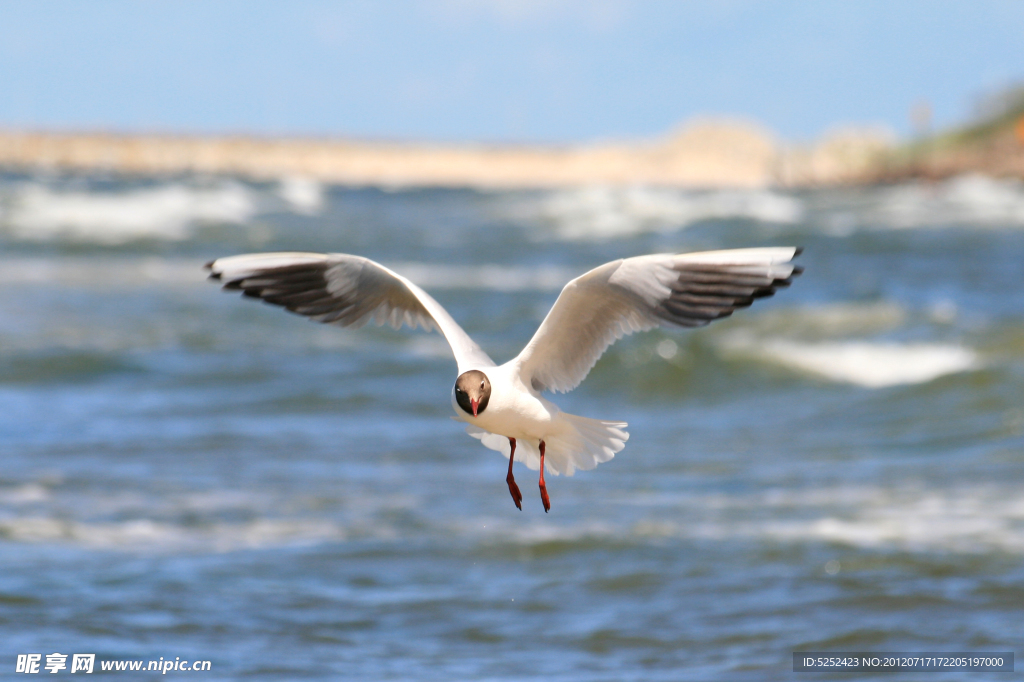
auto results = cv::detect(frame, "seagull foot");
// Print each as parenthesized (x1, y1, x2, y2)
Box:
(506, 437, 522, 511)
(507, 474, 523, 510)
(538, 440, 550, 513)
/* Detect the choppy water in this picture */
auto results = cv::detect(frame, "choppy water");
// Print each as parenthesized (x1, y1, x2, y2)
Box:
(1, 173, 1023, 680)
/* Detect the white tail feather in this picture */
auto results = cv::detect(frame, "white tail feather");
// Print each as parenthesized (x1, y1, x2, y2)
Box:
(465, 414, 629, 476)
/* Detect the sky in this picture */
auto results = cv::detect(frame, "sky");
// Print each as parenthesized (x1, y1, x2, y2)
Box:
(0, 0, 1022, 144)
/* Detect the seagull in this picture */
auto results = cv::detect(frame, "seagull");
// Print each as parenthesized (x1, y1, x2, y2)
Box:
(206, 247, 802, 512)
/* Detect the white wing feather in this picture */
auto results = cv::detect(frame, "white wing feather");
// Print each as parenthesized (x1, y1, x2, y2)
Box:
(515, 247, 802, 393)
(206, 252, 495, 372)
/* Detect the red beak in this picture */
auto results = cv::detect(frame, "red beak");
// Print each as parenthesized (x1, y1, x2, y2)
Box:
(470, 399, 479, 416)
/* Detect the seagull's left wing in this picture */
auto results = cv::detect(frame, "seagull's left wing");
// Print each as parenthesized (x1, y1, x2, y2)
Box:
(206, 252, 495, 372)
(515, 247, 802, 393)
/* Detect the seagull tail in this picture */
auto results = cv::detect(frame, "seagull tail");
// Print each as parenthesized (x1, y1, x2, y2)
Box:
(464, 415, 628, 477)
(543, 413, 629, 477)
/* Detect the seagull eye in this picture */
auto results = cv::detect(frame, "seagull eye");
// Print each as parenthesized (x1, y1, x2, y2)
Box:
(480, 381, 485, 388)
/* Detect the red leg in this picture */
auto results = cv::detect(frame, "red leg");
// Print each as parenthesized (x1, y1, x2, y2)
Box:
(538, 440, 550, 513)
(506, 438, 522, 510)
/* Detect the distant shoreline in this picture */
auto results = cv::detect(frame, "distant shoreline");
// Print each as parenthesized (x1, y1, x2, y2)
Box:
(0, 116, 1019, 189)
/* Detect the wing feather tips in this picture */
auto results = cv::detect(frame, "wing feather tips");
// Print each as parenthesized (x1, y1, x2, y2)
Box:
(204, 259, 224, 282)
(206, 254, 446, 336)
(659, 248, 803, 327)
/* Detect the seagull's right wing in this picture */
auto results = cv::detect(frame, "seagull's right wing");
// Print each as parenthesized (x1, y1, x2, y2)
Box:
(206, 252, 495, 372)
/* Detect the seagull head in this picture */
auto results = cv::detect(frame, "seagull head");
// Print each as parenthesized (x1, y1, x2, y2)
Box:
(454, 370, 491, 417)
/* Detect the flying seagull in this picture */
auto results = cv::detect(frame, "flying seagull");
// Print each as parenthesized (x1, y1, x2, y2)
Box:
(206, 247, 802, 512)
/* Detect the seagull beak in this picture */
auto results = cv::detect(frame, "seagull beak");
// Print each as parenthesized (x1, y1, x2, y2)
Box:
(470, 399, 479, 417)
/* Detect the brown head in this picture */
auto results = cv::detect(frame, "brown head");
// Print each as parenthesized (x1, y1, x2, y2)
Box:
(454, 370, 490, 417)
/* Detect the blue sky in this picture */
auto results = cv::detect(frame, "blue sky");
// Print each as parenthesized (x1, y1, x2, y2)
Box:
(0, 0, 1021, 143)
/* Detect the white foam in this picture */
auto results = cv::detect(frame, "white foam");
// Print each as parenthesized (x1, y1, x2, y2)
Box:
(4, 482, 1023, 556)
(770, 487, 1024, 553)
(0, 483, 435, 552)
(457, 517, 619, 548)
(2, 181, 257, 243)
(0, 516, 346, 552)
(463, 483, 1024, 555)
(513, 186, 803, 240)
(748, 302, 908, 338)
(0, 484, 50, 504)
(0, 256, 204, 288)
(629, 485, 1024, 554)
(864, 174, 1024, 229)
(723, 336, 979, 387)
(277, 177, 325, 215)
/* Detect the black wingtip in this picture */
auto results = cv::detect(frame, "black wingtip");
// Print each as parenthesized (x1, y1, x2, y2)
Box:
(203, 259, 216, 270)
(794, 246, 804, 257)
(792, 265, 805, 277)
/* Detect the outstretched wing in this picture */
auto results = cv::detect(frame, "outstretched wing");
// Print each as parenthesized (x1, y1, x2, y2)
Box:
(206, 252, 495, 372)
(515, 247, 802, 393)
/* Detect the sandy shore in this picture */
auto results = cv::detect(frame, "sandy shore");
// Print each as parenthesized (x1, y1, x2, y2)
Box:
(0, 120, 894, 189)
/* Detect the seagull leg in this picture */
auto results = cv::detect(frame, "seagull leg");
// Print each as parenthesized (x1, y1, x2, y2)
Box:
(538, 440, 550, 513)
(506, 437, 522, 510)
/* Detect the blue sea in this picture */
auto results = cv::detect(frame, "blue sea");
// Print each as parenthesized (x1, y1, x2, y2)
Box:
(1, 173, 1023, 680)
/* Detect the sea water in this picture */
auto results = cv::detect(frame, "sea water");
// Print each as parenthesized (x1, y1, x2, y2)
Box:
(1, 173, 1023, 679)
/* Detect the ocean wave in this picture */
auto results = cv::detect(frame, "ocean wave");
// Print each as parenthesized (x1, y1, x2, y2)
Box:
(277, 177, 325, 215)
(725, 302, 909, 339)
(721, 335, 979, 387)
(0, 516, 347, 552)
(0, 181, 258, 244)
(812, 174, 1024, 234)
(873, 174, 1024, 229)
(460, 483, 1024, 556)
(6, 173, 1023, 246)
(509, 186, 803, 240)
(0, 256, 202, 288)
(0, 483, 50, 505)
(0, 485, 410, 552)
(626, 485, 1024, 554)
(0, 176, 333, 244)
(4, 481, 1022, 556)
